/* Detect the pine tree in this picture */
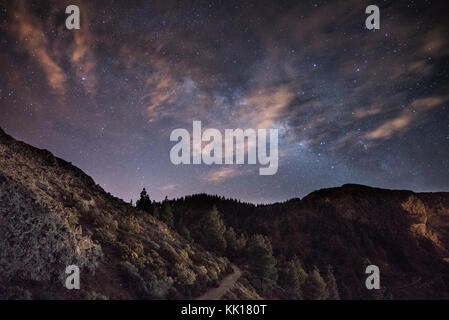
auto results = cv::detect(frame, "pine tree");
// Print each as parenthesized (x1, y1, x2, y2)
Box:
(225, 226, 246, 259)
(279, 256, 307, 299)
(303, 267, 329, 300)
(247, 234, 278, 292)
(224, 227, 247, 260)
(202, 205, 227, 254)
(325, 265, 340, 300)
(225, 227, 238, 255)
(136, 188, 152, 213)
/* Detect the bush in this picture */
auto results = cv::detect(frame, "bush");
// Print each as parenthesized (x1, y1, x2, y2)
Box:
(174, 264, 197, 285)
(146, 273, 174, 298)
(120, 216, 141, 233)
(118, 261, 149, 297)
(86, 291, 108, 300)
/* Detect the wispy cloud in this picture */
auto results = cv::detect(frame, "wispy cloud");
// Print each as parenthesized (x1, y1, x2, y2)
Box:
(364, 95, 447, 140)
(161, 184, 177, 192)
(237, 86, 294, 129)
(11, 0, 66, 95)
(203, 166, 252, 184)
(70, 24, 97, 94)
(364, 113, 414, 140)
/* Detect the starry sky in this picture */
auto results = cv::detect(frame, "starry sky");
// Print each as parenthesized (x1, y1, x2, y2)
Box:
(1, 0, 448, 203)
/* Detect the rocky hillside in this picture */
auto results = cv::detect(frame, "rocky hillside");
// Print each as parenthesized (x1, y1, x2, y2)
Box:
(0, 127, 239, 299)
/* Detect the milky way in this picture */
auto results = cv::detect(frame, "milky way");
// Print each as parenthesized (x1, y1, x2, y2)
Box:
(1, 0, 448, 203)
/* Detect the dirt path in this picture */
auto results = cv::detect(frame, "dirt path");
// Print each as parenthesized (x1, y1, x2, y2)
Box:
(196, 265, 241, 300)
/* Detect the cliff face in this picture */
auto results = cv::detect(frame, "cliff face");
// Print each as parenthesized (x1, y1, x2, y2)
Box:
(0, 128, 234, 299)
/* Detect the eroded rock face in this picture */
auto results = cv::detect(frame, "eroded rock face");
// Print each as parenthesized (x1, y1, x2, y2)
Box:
(0, 129, 103, 286)
(0, 173, 102, 282)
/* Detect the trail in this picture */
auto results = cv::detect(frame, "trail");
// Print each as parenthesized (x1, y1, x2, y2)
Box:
(196, 265, 241, 300)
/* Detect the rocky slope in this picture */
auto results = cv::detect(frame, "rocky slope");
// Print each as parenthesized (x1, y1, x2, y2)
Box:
(0, 127, 238, 299)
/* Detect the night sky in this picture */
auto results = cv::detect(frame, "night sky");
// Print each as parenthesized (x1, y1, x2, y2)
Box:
(1, 0, 448, 203)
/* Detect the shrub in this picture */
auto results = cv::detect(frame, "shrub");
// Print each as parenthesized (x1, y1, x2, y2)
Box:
(120, 216, 141, 233)
(174, 264, 197, 285)
(118, 261, 149, 297)
(146, 273, 174, 298)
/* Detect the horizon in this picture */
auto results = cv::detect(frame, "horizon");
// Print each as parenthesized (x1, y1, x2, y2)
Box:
(1, 0, 448, 204)
(3, 122, 448, 207)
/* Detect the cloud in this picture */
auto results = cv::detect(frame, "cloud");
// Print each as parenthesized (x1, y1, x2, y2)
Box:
(7, 0, 448, 164)
(161, 184, 176, 192)
(11, 1, 66, 95)
(364, 95, 447, 140)
(70, 25, 97, 94)
(352, 107, 383, 119)
(142, 71, 183, 122)
(364, 113, 414, 140)
(237, 86, 294, 129)
(411, 96, 447, 111)
(203, 166, 251, 184)
(420, 28, 449, 57)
